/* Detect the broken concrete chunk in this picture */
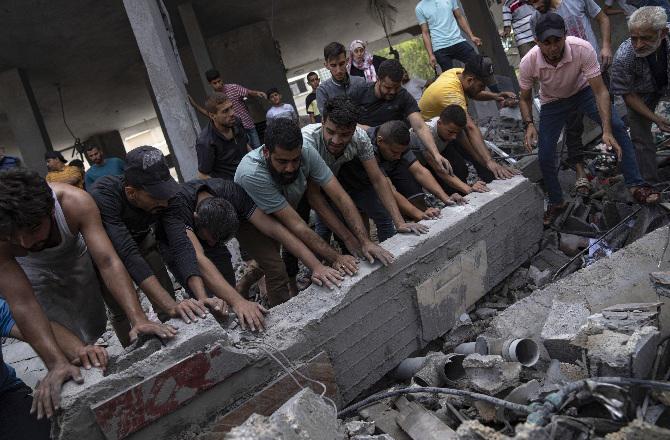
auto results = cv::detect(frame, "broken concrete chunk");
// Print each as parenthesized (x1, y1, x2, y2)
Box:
(395, 397, 456, 440)
(454, 420, 511, 439)
(359, 402, 411, 440)
(540, 296, 591, 363)
(351, 435, 395, 440)
(527, 265, 553, 288)
(604, 418, 670, 439)
(225, 388, 343, 440)
(346, 420, 376, 437)
(474, 307, 498, 320)
(462, 354, 521, 395)
(649, 271, 670, 298)
(586, 326, 660, 379)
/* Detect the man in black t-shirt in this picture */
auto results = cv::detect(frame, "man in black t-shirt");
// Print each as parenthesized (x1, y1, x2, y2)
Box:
(305, 72, 322, 124)
(195, 93, 250, 180)
(338, 121, 456, 222)
(161, 179, 343, 308)
(349, 59, 455, 183)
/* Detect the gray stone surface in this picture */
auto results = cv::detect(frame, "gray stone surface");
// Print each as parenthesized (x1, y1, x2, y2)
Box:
(50, 177, 542, 440)
(540, 296, 591, 362)
(462, 354, 521, 395)
(586, 326, 660, 379)
(489, 226, 670, 341)
(345, 420, 375, 437)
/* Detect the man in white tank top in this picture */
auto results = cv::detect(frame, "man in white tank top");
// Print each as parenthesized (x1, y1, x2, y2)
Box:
(0, 168, 177, 420)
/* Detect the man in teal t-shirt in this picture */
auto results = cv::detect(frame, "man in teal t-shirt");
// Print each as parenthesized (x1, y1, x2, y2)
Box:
(85, 145, 125, 188)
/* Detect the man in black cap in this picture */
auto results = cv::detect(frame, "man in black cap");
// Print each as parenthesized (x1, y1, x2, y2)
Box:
(519, 12, 656, 225)
(90, 146, 267, 334)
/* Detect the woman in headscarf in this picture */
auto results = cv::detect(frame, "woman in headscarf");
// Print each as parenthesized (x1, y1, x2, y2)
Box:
(347, 40, 386, 83)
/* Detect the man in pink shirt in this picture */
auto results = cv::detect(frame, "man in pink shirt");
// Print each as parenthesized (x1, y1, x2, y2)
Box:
(518, 13, 657, 225)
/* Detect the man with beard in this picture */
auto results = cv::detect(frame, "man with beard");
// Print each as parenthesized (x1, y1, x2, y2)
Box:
(305, 96, 433, 247)
(84, 145, 125, 188)
(196, 93, 250, 180)
(0, 168, 176, 425)
(235, 118, 394, 293)
(611, 6, 670, 184)
(519, 13, 658, 225)
(91, 146, 266, 336)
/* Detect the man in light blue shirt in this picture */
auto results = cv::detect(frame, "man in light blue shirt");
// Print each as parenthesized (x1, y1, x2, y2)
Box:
(416, 0, 482, 71)
(234, 118, 394, 293)
(84, 145, 125, 188)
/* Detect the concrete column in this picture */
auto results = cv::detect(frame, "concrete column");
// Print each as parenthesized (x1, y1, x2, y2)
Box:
(123, 0, 200, 181)
(177, 2, 213, 93)
(0, 68, 52, 176)
(459, 0, 520, 92)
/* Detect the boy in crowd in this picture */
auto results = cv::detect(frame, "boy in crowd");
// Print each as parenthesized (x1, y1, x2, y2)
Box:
(306, 72, 322, 123)
(266, 88, 298, 123)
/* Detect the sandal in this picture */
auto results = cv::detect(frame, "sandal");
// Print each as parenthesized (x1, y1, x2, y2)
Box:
(543, 202, 568, 226)
(575, 177, 591, 196)
(632, 186, 661, 205)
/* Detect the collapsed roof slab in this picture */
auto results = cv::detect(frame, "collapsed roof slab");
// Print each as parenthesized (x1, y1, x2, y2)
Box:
(52, 176, 543, 440)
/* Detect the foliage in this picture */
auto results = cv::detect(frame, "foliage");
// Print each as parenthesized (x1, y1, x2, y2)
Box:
(374, 36, 435, 81)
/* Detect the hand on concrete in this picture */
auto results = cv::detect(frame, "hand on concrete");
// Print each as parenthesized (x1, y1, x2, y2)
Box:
(232, 300, 268, 332)
(471, 181, 490, 193)
(602, 132, 622, 161)
(169, 298, 208, 324)
(361, 241, 394, 266)
(396, 221, 429, 235)
(450, 193, 468, 205)
(129, 320, 178, 343)
(31, 362, 83, 420)
(422, 207, 442, 220)
(493, 162, 523, 179)
(524, 125, 538, 153)
(72, 345, 108, 371)
(332, 254, 359, 276)
(311, 264, 344, 289)
(200, 297, 228, 316)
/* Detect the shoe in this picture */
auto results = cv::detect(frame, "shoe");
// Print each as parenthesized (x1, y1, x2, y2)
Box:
(543, 202, 567, 226)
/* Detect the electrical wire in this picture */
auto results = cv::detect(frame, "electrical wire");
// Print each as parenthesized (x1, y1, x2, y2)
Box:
(337, 386, 531, 418)
(56, 84, 77, 141)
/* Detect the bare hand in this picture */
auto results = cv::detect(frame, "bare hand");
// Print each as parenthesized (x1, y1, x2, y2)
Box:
(200, 297, 228, 316)
(450, 193, 468, 205)
(656, 118, 670, 132)
(72, 345, 108, 371)
(429, 54, 437, 68)
(332, 254, 359, 276)
(471, 36, 483, 46)
(168, 298, 208, 324)
(471, 181, 490, 192)
(422, 207, 442, 220)
(396, 221, 429, 235)
(602, 132, 622, 161)
(361, 241, 394, 266)
(600, 47, 613, 69)
(258, 92, 268, 99)
(129, 320, 178, 343)
(311, 264, 345, 289)
(31, 362, 82, 419)
(486, 160, 520, 179)
(524, 125, 538, 153)
(431, 154, 454, 176)
(232, 300, 268, 332)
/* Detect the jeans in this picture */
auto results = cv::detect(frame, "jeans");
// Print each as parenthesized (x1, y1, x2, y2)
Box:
(0, 383, 51, 440)
(246, 127, 261, 149)
(538, 86, 645, 204)
(434, 41, 476, 71)
(628, 95, 661, 184)
(315, 185, 397, 245)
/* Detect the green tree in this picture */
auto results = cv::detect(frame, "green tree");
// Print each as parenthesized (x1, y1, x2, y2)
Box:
(375, 36, 435, 80)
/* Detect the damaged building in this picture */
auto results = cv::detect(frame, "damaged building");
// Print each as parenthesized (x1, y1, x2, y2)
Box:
(2, 0, 670, 439)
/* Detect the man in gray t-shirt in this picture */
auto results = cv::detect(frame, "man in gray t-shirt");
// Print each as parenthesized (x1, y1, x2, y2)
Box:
(234, 118, 394, 293)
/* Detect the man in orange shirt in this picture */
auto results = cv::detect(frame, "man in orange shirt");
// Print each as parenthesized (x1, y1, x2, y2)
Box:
(45, 151, 84, 189)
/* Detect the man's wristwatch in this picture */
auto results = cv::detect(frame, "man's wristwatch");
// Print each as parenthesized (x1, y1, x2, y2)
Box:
(523, 120, 534, 129)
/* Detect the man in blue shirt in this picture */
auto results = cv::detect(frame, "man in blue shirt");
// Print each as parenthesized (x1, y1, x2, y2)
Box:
(416, 0, 482, 71)
(84, 145, 125, 188)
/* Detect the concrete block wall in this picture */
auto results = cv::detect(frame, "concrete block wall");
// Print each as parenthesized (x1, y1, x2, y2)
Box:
(52, 176, 542, 440)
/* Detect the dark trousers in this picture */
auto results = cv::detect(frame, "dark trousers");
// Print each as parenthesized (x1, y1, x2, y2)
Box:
(0, 384, 51, 440)
(429, 142, 495, 195)
(434, 41, 476, 71)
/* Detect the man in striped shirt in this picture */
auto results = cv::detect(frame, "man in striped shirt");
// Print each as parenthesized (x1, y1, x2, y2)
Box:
(503, 0, 538, 58)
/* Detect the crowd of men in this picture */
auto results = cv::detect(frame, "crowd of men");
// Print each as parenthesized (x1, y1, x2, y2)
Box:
(2, 1, 670, 439)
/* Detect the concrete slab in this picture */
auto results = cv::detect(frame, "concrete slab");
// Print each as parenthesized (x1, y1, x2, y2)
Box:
(51, 176, 542, 440)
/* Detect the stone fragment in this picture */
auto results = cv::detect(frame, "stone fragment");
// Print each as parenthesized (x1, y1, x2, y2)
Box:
(586, 326, 660, 378)
(604, 419, 670, 440)
(474, 308, 498, 320)
(351, 435, 394, 440)
(454, 420, 511, 439)
(507, 267, 529, 290)
(527, 265, 552, 288)
(540, 296, 591, 362)
(346, 420, 375, 437)
(462, 354, 521, 395)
